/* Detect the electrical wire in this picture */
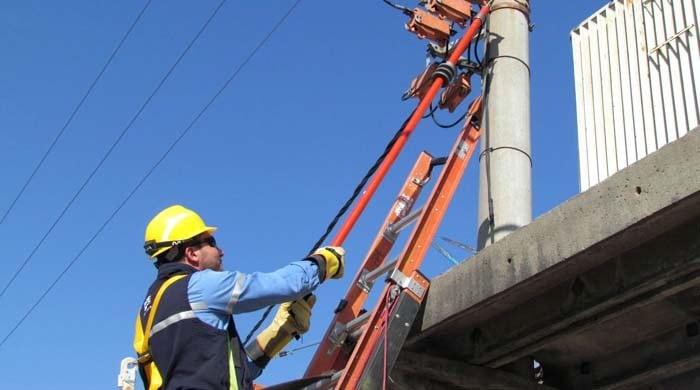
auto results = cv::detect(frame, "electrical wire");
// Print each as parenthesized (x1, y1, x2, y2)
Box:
(0, 0, 229, 301)
(0, 0, 153, 224)
(429, 103, 468, 128)
(381, 0, 413, 16)
(309, 108, 417, 256)
(466, 34, 472, 64)
(242, 107, 418, 345)
(422, 103, 438, 118)
(0, 0, 303, 347)
(277, 340, 321, 357)
(242, 305, 275, 346)
(474, 21, 485, 67)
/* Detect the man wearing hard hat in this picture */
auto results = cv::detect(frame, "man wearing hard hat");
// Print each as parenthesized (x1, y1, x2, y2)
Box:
(133, 205, 344, 389)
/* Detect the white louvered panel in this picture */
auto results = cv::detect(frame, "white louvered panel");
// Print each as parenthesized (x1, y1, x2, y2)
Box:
(634, 0, 659, 156)
(590, 15, 610, 185)
(625, 2, 649, 161)
(599, 9, 619, 178)
(571, 0, 700, 191)
(679, 0, 700, 137)
(571, 27, 591, 190)
(612, 4, 638, 165)
(605, 9, 629, 170)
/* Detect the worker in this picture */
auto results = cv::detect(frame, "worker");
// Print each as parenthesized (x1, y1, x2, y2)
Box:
(133, 205, 345, 389)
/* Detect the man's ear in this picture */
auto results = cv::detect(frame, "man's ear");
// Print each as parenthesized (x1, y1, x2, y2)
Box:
(183, 246, 200, 268)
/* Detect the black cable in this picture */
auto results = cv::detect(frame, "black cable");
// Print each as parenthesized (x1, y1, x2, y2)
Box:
(466, 31, 472, 64)
(430, 104, 468, 129)
(0, 0, 153, 224)
(422, 103, 438, 118)
(0, 0, 229, 301)
(0, 0, 303, 347)
(474, 21, 485, 67)
(445, 24, 455, 58)
(243, 107, 417, 345)
(309, 108, 417, 254)
(478, 146, 533, 167)
(382, 0, 413, 16)
(242, 305, 275, 346)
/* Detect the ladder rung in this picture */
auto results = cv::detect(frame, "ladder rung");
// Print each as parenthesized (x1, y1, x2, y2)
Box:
(345, 311, 371, 334)
(329, 311, 371, 348)
(322, 370, 343, 389)
(357, 256, 399, 293)
(296, 370, 344, 390)
(359, 206, 425, 293)
(384, 206, 424, 241)
(346, 327, 365, 346)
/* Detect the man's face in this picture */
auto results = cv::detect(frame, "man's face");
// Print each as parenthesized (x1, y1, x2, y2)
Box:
(190, 235, 224, 271)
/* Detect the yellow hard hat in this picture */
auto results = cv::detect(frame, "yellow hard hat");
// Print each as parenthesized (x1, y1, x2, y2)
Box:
(144, 205, 217, 259)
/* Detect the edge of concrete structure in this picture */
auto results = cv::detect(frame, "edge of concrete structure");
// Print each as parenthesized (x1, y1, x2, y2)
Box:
(408, 127, 700, 344)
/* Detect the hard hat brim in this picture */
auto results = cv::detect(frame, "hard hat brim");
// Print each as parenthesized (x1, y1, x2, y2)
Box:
(147, 225, 218, 259)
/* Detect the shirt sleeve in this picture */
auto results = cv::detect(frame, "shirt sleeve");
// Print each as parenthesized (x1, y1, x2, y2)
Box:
(188, 260, 322, 314)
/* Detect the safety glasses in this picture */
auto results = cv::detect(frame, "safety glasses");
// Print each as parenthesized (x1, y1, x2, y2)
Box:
(195, 235, 217, 249)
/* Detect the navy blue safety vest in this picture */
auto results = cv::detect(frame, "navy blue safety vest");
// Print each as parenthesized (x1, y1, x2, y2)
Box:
(135, 263, 246, 389)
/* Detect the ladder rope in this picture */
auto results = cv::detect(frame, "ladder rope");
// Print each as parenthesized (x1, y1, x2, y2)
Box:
(382, 291, 391, 390)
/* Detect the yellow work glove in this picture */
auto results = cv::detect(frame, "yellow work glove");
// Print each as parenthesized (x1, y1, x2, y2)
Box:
(246, 294, 317, 368)
(308, 246, 345, 282)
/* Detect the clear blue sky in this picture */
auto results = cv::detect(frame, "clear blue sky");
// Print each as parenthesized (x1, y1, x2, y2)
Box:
(1, 1, 606, 388)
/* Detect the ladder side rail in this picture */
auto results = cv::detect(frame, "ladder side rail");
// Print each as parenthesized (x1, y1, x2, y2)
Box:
(357, 272, 428, 388)
(305, 152, 435, 377)
(337, 97, 483, 389)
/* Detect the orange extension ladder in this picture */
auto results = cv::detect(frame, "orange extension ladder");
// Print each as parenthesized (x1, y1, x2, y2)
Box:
(302, 97, 483, 389)
(261, 4, 490, 389)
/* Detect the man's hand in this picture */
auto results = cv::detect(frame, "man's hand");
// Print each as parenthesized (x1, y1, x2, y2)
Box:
(245, 294, 317, 368)
(309, 246, 345, 282)
(278, 294, 316, 336)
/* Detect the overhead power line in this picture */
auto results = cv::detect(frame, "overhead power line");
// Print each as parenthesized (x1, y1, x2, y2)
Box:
(0, 0, 153, 224)
(0, 0, 228, 300)
(0, 0, 226, 298)
(0, 0, 303, 349)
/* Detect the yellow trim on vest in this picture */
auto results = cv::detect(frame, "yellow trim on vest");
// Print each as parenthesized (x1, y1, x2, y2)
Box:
(227, 337, 239, 390)
(133, 274, 187, 390)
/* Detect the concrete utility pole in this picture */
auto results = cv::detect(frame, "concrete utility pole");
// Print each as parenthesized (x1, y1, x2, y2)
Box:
(477, 0, 532, 249)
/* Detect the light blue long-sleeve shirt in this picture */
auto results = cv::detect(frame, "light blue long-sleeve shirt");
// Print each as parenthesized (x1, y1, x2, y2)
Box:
(184, 259, 322, 386)
(187, 260, 322, 329)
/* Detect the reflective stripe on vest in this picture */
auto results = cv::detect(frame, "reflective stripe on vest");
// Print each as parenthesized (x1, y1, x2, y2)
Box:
(228, 337, 238, 390)
(150, 310, 197, 337)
